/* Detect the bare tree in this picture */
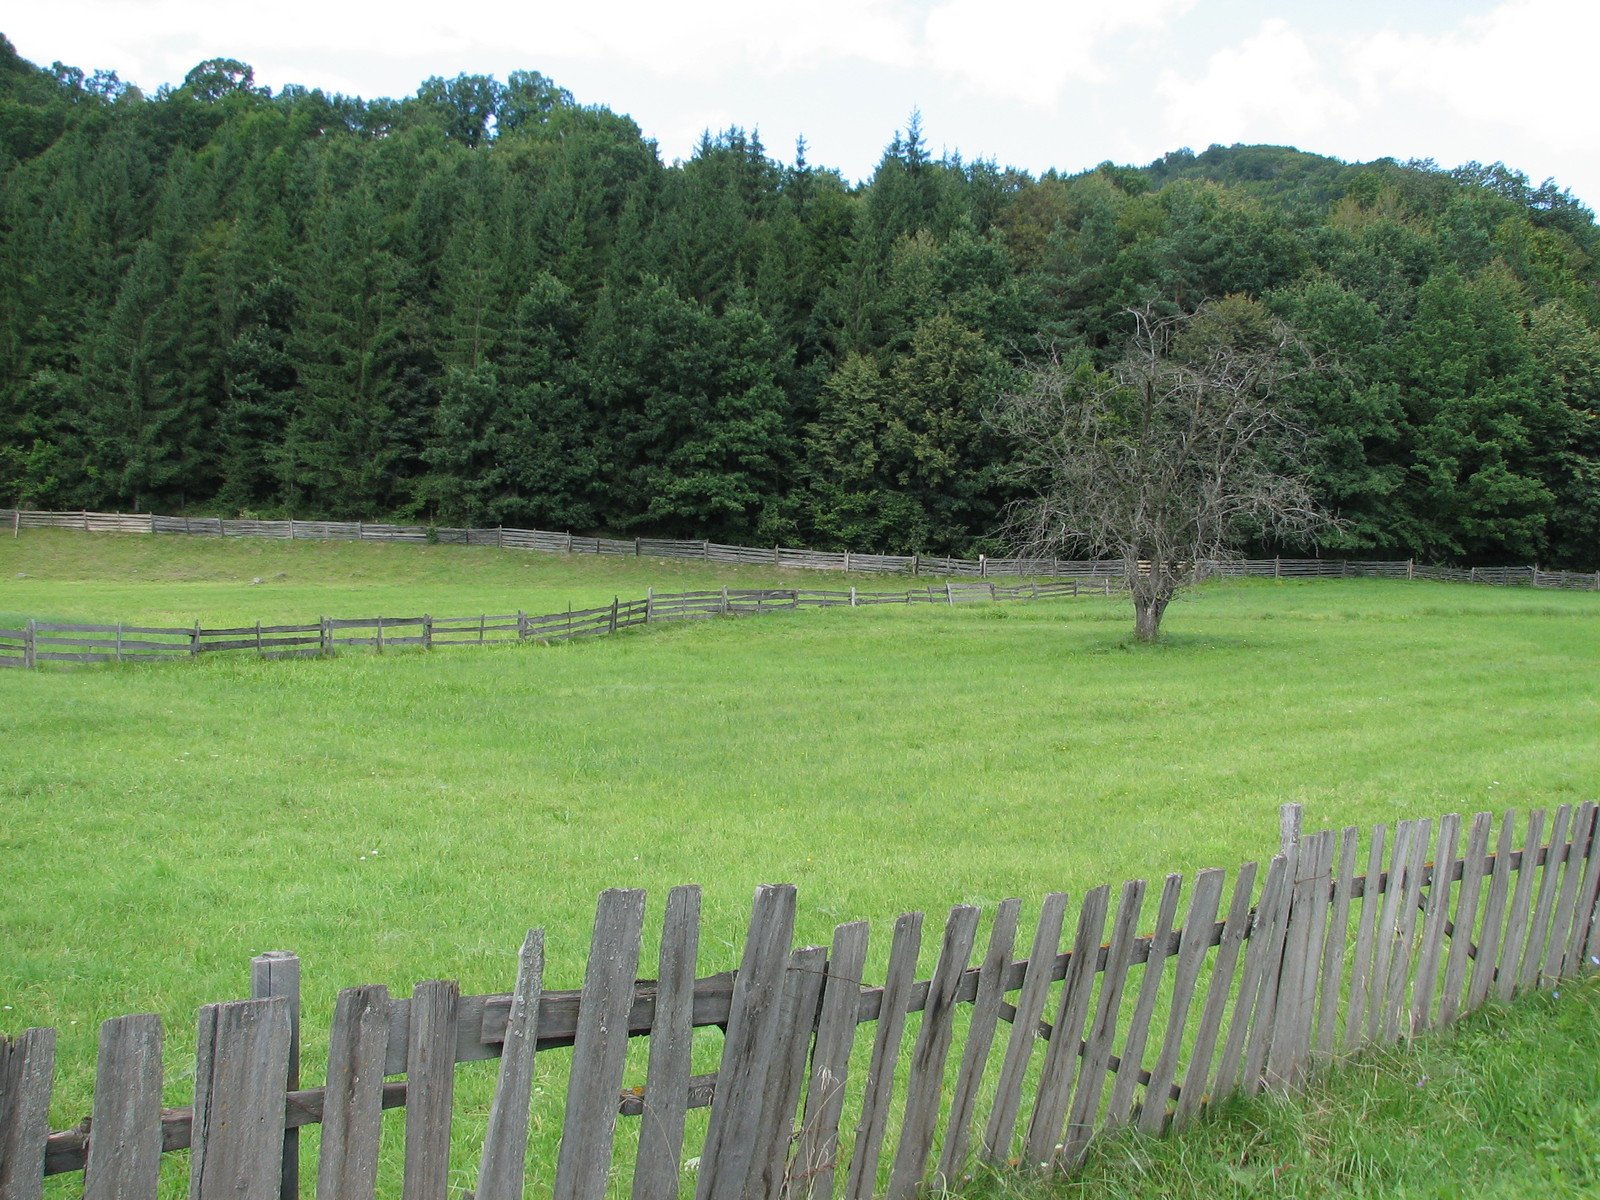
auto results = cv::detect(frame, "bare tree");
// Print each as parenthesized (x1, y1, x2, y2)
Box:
(993, 298, 1334, 642)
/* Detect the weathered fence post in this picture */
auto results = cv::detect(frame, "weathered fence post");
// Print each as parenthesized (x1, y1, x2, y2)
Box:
(1274, 556, 1281, 578)
(912, 554, 920, 576)
(319, 617, 331, 657)
(114, 623, 123, 665)
(646, 588, 654, 624)
(945, 582, 954, 606)
(423, 615, 433, 650)
(375, 617, 384, 654)
(22, 618, 35, 669)
(635, 537, 642, 557)
(254, 622, 262, 655)
(288, 517, 294, 540)
(190, 621, 200, 659)
(1408, 558, 1415, 580)
(979, 554, 987, 578)
(517, 610, 528, 640)
(609, 597, 618, 634)
(1470, 566, 1478, 583)
(566, 531, 574, 554)
(357, 521, 363, 540)
(850, 586, 858, 608)
(250, 952, 300, 1200)
(0, 1026, 56, 1200)
(773, 545, 780, 566)
(703, 540, 710, 560)
(82, 509, 90, 532)
(721, 586, 730, 615)
(843, 549, 851, 572)
(12, 509, 19, 538)
(497, 526, 504, 549)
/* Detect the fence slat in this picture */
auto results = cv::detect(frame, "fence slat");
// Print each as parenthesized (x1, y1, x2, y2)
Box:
(1213, 855, 1288, 1100)
(475, 930, 545, 1200)
(315, 986, 390, 1200)
(1411, 814, 1460, 1033)
(1059, 879, 1146, 1167)
(632, 887, 701, 1200)
(755, 946, 829, 1200)
(697, 885, 797, 1200)
(402, 981, 460, 1200)
(1106, 874, 1184, 1126)
(1517, 805, 1570, 994)
(886, 905, 980, 1200)
(843, 911, 923, 1200)
(1342, 823, 1386, 1052)
(1314, 828, 1359, 1058)
(1470, 815, 1517, 1010)
(1239, 849, 1296, 1093)
(0, 1028, 55, 1200)
(1174, 862, 1257, 1129)
(1380, 819, 1430, 1044)
(1366, 821, 1413, 1043)
(555, 890, 647, 1200)
(1564, 804, 1600, 973)
(934, 898, 1020, 1190)
(191, 999, 291, 1200)
(250, 952, 300, 1200)
(983, 892, 1068, 1163)
(1496, 810, 1545, 1003)
(1140, 868, 1225, 1134)
(1439, 813, 1492, 1025)
(1543, 802, 1595, 986)
(794, 921, 868, 1200)
(84, 1015, 163, 1200)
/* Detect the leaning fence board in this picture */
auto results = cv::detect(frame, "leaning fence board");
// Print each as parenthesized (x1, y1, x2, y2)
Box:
(1106, 874, 1183, 1126)
(984, 891, 1069, 1163)
(754, 945, 828, 1200)
(1238, 849, 1296, 1093)
(1517, 805, 1570, 994)
(843, 911, 923, 1200)
(1212, 856, 1287, 1100)
(934, 898, 1019, 1190)
(191, 999, 290, 1200)
(696, 885, 798, 1200)
(402, 981, 459, 1200)
(1542, 803, 1595, 986)
(1411, 813, 1460, 1033)
(0, 1028, 55, 1200)
(82, 1015, 163, 1200)
(1564, 807, 1600, 973)
(1314, 828, 1359, 1057)
(1380, 819, 1430, 1044)
(1140, 868, 1225, 1134)
(1439, 813, 1492, 1025)
(1367, 821, 1415, 1043)
(632, 887, 700, 1200)
(1173, 861, 1257, 1128)
(794, 920, 869, 1200)
(1495, 809, 1544, 1003)
(554, 890, 647, 1200)
(886, 905, 980, 1200)
(315, 986, 389, 1200)
(475, 931, 545, 1200)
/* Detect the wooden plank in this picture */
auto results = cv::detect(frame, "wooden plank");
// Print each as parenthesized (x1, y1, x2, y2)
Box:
(755, 945, 829, 1200)
(0, 1028, 55, 1200)
(1411, 813, 1461, 1033)
(251, 952, 300, 1200)
(191, 998, 291, 1200)
(402, 981, 460, 1200)
(555, 889, 647, 1200)
(1059, 879, 1147, 1167)
(696, 884, 797, 1200)
(1380, 819, 1430, 1044)
(794, 921, 869, 1200)
(1314, 828, 1359, 1058)
(887, 905, 980, 1200)
(633, 887, 701, 1200)
(1543, 802, 1596, 985)
(1288, 831, 1336, 1079)
(1140, 868, 1225, 1134)
(1517, 805, 1570, 994)
(1366, 821, 1413, 1043)
(934, 898, 1020, 1190)
(476, 931, 546, 1200)
(1238, 849, 1295, 1095)
(1174, 861, 1256, 1128)
(1469, 814, 1516, 1012)
(1496, 809, 1546, 1003)
(1106, 873, 1184, 1126)
(1344, 827, 1387, 1051)
(1212, 855, 1287, 1102)
(1564, 803, 1600, 974)
(315, 986, 390, 1200)
(1264, 831, 1321, 1089)
(982, 891, 1069, 1163)
(842, 910, 923, 1200)
(1439, 813, 1492, 1025)
(84, 1015, 163, 1200)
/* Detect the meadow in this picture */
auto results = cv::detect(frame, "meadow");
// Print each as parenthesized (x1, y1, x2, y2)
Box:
(2, 529, 1598, 1195)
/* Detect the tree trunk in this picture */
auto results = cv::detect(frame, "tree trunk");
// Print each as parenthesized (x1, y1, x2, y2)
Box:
(1133, 597, 1162, 642)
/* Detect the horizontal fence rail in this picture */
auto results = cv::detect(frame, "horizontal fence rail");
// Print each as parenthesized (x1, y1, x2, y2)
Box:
(0, 582, 1085, 671)
(3, 803, 1597, 1200)
(6, 508, 1597, 590)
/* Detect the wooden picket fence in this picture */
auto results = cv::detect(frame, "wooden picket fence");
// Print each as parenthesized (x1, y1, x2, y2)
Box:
(0, 581, 1085, 670)
(8, 508, 1599, 590)
(3, 801, 1598, 1200)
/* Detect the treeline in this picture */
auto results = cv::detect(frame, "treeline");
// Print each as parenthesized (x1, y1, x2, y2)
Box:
(2, 39, 1597, 567)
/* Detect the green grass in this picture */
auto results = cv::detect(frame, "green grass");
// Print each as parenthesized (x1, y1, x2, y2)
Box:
(2, 529, 1598, 1196)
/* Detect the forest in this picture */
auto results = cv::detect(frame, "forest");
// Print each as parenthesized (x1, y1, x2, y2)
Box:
(2, 38, 1597, 567)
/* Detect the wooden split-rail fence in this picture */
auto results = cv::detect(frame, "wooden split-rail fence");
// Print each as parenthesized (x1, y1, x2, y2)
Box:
(0, 581, 1084, 671)
(7, 508, 1600, 590)
(3, 802, 1599, 1200)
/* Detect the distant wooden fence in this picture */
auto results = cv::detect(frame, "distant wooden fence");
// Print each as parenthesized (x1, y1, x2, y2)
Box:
(0, 581, 1086, 670)
(3, 802, 1598, 1200)
(9, 508, 1598, 590)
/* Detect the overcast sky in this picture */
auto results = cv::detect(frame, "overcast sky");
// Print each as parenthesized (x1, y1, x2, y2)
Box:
(8, 0, 1597, 208)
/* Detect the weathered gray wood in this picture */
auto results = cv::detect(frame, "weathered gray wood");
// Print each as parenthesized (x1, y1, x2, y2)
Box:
(1496, 809, 1547, 1003)
(1279, 804, 1303, 859)
(1174, 861, 1256, 1128)
(0, 1028, 55, 1200)
(1469, 814, 1517, 1011)
(1140, 868, 1225, 1134)
(1106, 874, 1184, 1126)
(697, 885, 797, 1200)
(84, 1014, 163, 1200)
(1239, 848, 1297, 1094)
(1564, 804, 1600, 973)
(633, 887, 701, 1200)
(1544, 802, 1596, 985)
(755, 945, 829, 1200)
(843, 911, 923, 1200)
(1314, 828, 1359, 1058)
(1411, 813, 1461, 1033)
(1367, 821, 1414, 1043)
(1290, 831, 1336, 1077)
(1059, 878, 1147, 1167)
(402, 981, 460, 1200)
(1517, 805, 1570, 994)
(1380, 819, 1430, 1044)
(191, 998, 291, 1200)
(794, 921, 869, 1200)
(1265, 831, 1328, 1087)
(982, 891, 1068, 1163)
(887, 905, 980, 1200)
(934, 898, 1019, 1189)
(1439, 813, 1492, 1025)
(1213, 855, 1287, 1100)
(250, 951, 300, 1200)
(315, 985, 390, 1200)
(476, 930, 545, 1200)
(1344, 823, 1387, 1051)
(556, 889, 647, 1200)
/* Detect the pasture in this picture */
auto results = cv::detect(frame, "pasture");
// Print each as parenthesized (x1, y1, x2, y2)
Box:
(2, 530, 1598, 1194)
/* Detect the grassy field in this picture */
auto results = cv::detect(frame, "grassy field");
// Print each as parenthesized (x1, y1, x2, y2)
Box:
(2, 529, 1598, 1195)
